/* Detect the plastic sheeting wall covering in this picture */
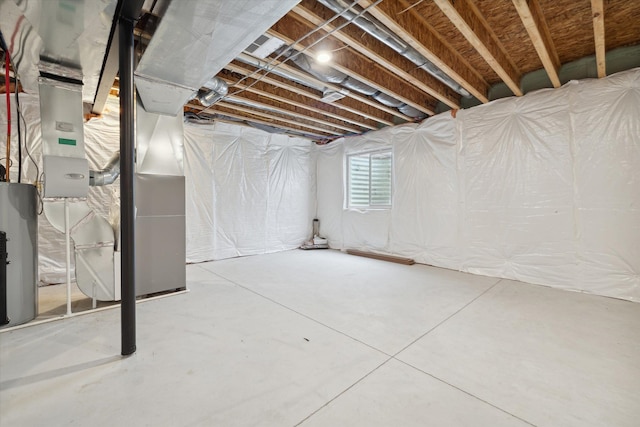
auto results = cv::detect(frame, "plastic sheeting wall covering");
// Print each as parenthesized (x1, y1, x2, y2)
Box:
(183, 121, 316, 263)
(2, 96, 315, 283)
(1, 95, 120, 284)
(316, 68, 640, 302)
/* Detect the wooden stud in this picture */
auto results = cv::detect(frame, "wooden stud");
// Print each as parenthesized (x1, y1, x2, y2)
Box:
(590, 0, 606, 78)
(434, 0, 523, 96)
(292, 1, 460, 109)
(512, 0, 561, 87)
(359, 0, 489, 103)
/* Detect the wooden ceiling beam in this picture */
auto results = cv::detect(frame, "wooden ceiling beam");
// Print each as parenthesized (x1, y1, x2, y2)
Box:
(433, 0, 523, 96)
(292, 1, 460, 109)
(222, 80, 363, 134)
(590, 0, 606, 78)
(360, 0, 489, 103)
(217, 101, 343, 136)
(218, 73, 374, 132)
(268, 17, 433, 116)
(264, 57, 412, 122)
(225, 62, 391, 127)
(512, 0, 561, 87)
(225, 62, 393, 129)
(185, 104, 332, 140)
(224, 62, 393, 129)
(220, 96, 344, 135)
(237, 52, 407, 122)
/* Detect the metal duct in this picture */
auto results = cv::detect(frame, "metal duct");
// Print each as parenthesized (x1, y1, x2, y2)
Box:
(399, 104, 423, 118)
(134, 0, 299, 115)
(203, 76, 229, 93)
(342, 77, 378, 96)
(318, 0, 471, 97)
(290, 52, 348, 84)
(0, 0, 118, 102)
(89, 152, 120, 186)
(238, 48, 422, 118)
(197, 77, 229, 107)
(235, 53, 326, 92)
(372, 92, 404, 108)
(287, 50, 414, 115)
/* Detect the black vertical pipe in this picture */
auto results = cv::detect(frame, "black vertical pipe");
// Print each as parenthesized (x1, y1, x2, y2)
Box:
(119, 17, 136, 356)
(1, 231, 9, 325)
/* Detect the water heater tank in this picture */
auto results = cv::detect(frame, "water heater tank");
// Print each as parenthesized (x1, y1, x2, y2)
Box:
(0, 183, 38, 328)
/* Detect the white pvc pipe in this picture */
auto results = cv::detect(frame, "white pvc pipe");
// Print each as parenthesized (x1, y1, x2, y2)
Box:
(64, 198, 72, 316)
(92, 282, 97, 310)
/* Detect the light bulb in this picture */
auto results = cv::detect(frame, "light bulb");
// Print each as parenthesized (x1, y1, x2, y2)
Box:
(316, 51, 332, 63)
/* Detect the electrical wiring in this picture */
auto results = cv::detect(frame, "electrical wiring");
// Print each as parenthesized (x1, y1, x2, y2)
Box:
(16, 87, 43, 214)
(228, 0, 362, 89)
(1, 26, 40, 190)
(18, 90, 39, 184)
(196, 0, 383, 117)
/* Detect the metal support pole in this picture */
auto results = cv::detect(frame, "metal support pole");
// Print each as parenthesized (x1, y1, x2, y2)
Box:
(119, 16, 136, 356)
(0, 231, 9, 325)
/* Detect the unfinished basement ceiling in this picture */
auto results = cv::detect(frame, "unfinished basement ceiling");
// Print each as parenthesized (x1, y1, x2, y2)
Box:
(171, 0, 640, 142)
(44, 0, 640, 142)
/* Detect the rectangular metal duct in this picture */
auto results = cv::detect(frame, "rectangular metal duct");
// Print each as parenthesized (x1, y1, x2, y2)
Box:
(134, 0, 300, 116)
(0, 0, 118, 102)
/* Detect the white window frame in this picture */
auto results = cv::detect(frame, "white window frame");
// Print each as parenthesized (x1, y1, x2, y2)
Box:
(346, 148, 393, 210)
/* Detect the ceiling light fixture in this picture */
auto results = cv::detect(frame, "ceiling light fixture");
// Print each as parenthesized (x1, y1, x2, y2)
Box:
(316, 51, 332, 63)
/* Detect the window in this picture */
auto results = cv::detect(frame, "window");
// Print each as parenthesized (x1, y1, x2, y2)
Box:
(347, 150, 392, 209)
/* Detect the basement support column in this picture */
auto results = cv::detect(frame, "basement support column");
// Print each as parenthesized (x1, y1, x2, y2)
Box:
(119, 16, 136, 356)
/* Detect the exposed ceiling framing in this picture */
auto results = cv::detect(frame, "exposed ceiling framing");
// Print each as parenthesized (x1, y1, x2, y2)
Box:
(512, 0, 560, 88)
(590, 0, 606, 78)
(87, 0, 640, 142)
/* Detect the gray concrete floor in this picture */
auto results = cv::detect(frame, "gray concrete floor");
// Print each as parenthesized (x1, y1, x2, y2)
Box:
(1, 249, 639, 426)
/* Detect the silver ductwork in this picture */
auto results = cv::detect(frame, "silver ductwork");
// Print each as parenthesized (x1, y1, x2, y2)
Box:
(197, 77, 229, 107)
(286, 50, 423, 118)
(342, 77, 378, 96)
(399, 104, 423, 117)
(373, 92, 404, 108)
(235, 53, 326, 92)
(318, 0, 471, 98)
(89, 152, 120, 186)
(134, 0, 299, 115)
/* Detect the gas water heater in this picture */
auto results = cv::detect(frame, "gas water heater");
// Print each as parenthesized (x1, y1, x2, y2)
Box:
(0, 182, 38, 328)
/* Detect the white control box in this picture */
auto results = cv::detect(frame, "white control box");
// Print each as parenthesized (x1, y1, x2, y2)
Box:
(43, 155, 89, 198)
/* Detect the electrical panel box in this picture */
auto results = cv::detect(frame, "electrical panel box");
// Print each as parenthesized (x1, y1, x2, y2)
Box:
(43, 155, 89, 198)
